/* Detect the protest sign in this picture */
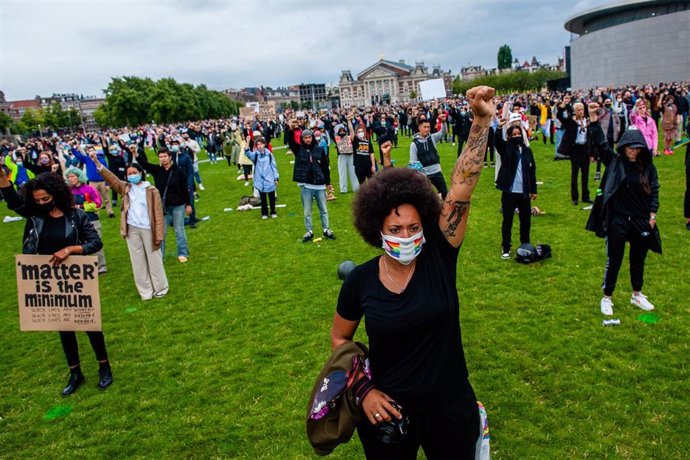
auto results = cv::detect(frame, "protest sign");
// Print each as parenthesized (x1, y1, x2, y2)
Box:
(419, 79, 447, 101)
(527, 115, 538, 130)
(16, 255, 101, 331)
(258, 101, 276, 121)
(239, 107, 256, 120)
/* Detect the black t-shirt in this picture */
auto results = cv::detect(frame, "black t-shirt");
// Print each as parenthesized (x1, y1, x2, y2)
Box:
(36, 215, 68, 255)
(337, 223, 468, 406)
(352, 138, 373, 168)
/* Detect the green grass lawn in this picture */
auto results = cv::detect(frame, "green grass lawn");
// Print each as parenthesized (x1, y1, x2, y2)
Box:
(0, 132, 688, 459)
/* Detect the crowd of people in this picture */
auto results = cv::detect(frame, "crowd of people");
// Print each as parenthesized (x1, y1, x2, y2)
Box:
(1, 79, 689, 456)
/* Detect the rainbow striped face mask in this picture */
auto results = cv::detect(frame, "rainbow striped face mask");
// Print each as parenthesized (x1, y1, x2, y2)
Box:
(381, 230, 425, 265)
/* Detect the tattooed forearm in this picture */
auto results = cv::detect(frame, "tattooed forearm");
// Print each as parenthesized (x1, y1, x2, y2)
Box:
(442, 199, 471, 238)
(452, 124, 490, 186)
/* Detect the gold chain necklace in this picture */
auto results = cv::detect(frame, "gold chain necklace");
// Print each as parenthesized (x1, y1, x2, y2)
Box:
(383, 257, 414, 294)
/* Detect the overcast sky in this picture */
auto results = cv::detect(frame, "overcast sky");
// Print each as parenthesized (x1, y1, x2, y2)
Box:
(0, 0, 612, 100)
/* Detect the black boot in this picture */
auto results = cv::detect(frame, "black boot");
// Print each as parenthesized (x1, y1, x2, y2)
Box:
(62, 367, 85, 396)
(98, 362, 113, 390)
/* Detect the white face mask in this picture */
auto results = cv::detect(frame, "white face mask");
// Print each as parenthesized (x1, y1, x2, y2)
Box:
(357, 131, 366, 140)
(381, 230, 425, 265)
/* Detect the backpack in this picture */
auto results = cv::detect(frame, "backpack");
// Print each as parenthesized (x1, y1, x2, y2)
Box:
(239, 195, 260, 206)
(515, 243, 552, 264)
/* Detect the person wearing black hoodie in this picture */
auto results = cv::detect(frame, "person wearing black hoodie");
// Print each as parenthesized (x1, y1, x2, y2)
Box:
(495, 125, 537, 259)
(586, 102, 661, 316)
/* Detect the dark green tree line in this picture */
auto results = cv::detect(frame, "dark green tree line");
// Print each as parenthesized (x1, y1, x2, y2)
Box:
(94, 76, 240, 127)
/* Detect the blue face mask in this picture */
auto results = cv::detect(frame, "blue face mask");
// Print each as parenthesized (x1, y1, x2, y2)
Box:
(127, 174, 142, 184)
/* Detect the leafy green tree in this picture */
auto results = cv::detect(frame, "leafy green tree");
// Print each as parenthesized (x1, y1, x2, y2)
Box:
(0, 111, 15, 134)
(497, 45, 513, 70)
(452, 69, 566, 95)
(19, 108, 44, 134)
(97, 75, 243, 127)
(409, 90, 418, 100)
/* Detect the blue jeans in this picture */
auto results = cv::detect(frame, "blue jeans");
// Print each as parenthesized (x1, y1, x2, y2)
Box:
(163, 205, 189, 257)
(554, 129, 565, 158)
(300, 187, 329, 232)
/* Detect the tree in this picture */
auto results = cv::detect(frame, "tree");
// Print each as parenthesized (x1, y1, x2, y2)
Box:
(452, 69, 566, 95)
(0, 111, 14, 134)
(497, 45, 513, 70)
(409, 90, 418, 101)
(19, 108, 44, 134)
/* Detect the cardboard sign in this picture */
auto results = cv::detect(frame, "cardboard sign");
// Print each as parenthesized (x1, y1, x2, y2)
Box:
(335, 136, 353, 154)
(16, 255, 101, 331)
(239, 107, 256, 120)
(419, 79, 447, 101)
(527, 115, 537, 130)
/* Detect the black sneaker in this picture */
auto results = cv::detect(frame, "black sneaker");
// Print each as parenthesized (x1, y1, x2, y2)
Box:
(323, 229, 336, 240)
(302, 231, 314, 243)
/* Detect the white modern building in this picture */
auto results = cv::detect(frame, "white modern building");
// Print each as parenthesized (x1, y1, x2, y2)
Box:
(565, 0, 690, 90)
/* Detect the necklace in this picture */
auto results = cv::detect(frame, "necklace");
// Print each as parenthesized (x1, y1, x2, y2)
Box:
(383, 256, 415, 294)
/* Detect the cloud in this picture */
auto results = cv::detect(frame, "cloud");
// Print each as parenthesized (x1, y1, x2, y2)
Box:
(0, 0, 613, 100)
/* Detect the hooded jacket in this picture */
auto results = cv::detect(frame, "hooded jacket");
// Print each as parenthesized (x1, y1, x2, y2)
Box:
(494, 132, 537, 196)
(244, 147, 279, 193)
(586, 125, 661, 253)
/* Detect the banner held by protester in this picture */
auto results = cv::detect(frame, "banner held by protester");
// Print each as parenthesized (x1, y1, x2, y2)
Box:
(16, 255, 101, 332)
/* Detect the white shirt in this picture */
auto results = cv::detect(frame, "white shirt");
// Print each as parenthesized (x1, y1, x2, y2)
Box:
(126, 181, 152, 229)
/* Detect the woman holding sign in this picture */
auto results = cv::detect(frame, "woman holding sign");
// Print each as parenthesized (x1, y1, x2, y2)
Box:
(0, 170, 113, 396)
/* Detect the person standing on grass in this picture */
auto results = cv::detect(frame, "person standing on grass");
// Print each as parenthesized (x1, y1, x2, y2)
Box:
(244, 135, 279, 219)
(286, 120, 336, 243)
(134, 147, 192, 263)
(495, 125, 538, 260)
(352, 123, 376, 185)
(71, 143, 115, 218)
(333, 122, 358, 194)
(89, 154, 169, 300)
(65, 167, 108, 274)
(330, 86, 495, 457)
(0, 170, 113, 396)
(558, 100, 594, 206)
(586, 103, 661, 316)
(660, 95, 680, 155)
(685, 121, 690, 231)
(409, 114, 448, 199)
(629, 100, 659, 157)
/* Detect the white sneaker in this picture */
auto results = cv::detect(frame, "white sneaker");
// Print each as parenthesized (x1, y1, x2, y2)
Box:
(198, 184, 205, 191)
(244, 181, 249, 186)
(600, 297, 614, 316)
(631, 292, 655, 311)
(501, 251, 510, 260)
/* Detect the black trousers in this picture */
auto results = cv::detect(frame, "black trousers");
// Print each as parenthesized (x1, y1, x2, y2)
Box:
(259, 191, 276, 216)
(685, 148, 690, 219)
(242, 164, 252, 181)
(602, 215, 650, 296)
(570, 144, 590, 202)
(355, 165, 373, 184)
(59, 331, 109, 368)
(456, 135, 469, 158)
(426, 172, 448, 199)
(484, 127, 495, 164)
(501, 192, 532, 252)
(356, 380, 480, 460)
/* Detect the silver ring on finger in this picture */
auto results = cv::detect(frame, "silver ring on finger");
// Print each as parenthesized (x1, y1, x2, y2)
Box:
(374, 412, 381, 419)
